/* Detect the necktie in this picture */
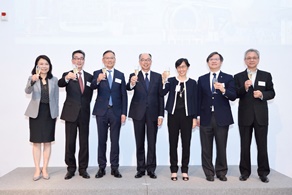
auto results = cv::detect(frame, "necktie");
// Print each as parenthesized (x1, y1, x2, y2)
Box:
(145, 73, 149, 90)
(212, 73, 216, 93)
(107, 70, 113, 106)
(78, 72, 84, 93)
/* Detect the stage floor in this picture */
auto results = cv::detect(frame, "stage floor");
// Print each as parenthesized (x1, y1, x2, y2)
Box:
(0, 165, 291, 195)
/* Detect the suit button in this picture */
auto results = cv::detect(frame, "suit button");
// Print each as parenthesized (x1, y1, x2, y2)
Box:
(212, 97, 214, 99)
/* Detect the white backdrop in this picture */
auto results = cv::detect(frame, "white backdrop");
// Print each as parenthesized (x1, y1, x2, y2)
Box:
(0, 0, 291, 178)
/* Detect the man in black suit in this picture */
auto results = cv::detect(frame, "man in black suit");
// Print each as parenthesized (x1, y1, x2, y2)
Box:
(126, 53, 164, 179)
(58, 50, 93, 180)
(234, 48, 275, 183)
(91, 50, 127, 179)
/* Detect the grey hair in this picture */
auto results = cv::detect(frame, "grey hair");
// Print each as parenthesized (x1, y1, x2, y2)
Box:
(244, 48, 260, 59)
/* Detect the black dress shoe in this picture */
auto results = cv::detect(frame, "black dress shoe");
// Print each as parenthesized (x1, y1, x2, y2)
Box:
(239, 175, 249, 181)
(147, 171, 157, 179)
(135, 171, 145, 178)
(259, 176, 269, 183)
(64, 172, 75, 180)
(95, 168, 105, 178)
(217, 175, 227, 181)
(79, 171, 90, 179)
(206, 175, 214, 181)
(111, 169, 122, 178)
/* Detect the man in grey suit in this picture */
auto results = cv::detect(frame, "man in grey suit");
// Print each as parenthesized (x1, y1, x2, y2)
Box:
(234, 48, 275, 183)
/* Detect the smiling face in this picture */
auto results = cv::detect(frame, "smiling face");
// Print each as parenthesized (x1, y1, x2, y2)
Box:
(37, 58, 50, 74)
(207, 54, 222, 72)
(139, 53, 152, 72)
(244, 51, 259, 71)
(72, 52, 85, 71)
(102, 51, 116, 69)
(176, 61, 188, 77)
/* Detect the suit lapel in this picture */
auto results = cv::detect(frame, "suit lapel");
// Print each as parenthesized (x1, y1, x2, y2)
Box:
(138, 71, 147, 92)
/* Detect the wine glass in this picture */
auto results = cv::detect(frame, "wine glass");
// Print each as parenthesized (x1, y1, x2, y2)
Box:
(163, 67, 170, 83)
(36, 65, 41, 75)
(102, 67, 107, 80)
(212, 77, 218, 94)
(134, 65, 139, 82)
(72, 64, 78, 80)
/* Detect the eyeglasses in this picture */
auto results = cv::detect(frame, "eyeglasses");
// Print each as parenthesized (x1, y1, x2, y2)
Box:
(245, 57, 259, 61)
(209, 58, 220, 61)
(103, 57, 115, 60)
(177, 65, 188, 69)
(73, 57, 84, 61)
(140, 58, 151, 62)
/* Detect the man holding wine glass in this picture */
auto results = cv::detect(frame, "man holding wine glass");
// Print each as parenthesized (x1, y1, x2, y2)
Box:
(126, 53, 164, 179)
(197, 51, 236, 182)
(58, 50, 93, 180)
(91, 50, 127, 179)
(234, 49, 275, 183)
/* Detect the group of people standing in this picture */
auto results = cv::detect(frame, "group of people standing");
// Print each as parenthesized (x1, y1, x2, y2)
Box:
(24, 48, 275, 184)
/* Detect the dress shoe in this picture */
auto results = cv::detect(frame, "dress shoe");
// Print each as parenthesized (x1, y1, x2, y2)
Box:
(79, 171, 90, 179)
(111, 169, 122, 178)
(95, 168, 105, 178)
(64, 172, 75, 180)
(182, 173, 189, 181)
(239, 175, 249, 181)
(259, 176, 269, 183)
(206, 175, 214, 182)
(147, 171, 157, 179)
(217, 175, 227, 181)
(171, 173, 178, 181)
(135, 171, 145, 178)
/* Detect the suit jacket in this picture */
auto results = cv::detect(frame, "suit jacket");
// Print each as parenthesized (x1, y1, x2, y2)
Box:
(161, 77, 197, 118)
(198, 71, 236, 126)
(127, 71, 164, 121)
(25, 76, 59, 119)
(58, 70, 93, 123)
(234, 69, 275, 126)
(91, 69, 127, 117)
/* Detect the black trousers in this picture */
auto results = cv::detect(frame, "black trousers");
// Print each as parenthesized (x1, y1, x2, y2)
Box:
(133, 109, 158, 173)
(200, 113, 229, 177)
(239, 118, 270, 177)
(65, 113, 89, 174)
(167, 108, 193, 173)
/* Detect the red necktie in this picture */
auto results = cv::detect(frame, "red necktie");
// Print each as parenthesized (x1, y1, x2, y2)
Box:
(78, 72, 84, 93)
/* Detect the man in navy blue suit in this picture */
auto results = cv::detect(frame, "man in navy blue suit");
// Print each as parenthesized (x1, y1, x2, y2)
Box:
(234, 49, 275, 183)
(126, 53, 164, 179)
(197, 52, 236, 182)
(91, 50, 127, 178)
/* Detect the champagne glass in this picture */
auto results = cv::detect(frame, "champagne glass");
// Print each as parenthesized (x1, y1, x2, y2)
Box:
(212, 77, 218, 94)
(134, 65, 139, 82)
(72, 64, 78, 80)
(164, 67, 170, 83)
(102, 67, 107, 80)
(36, 65, 41, 75)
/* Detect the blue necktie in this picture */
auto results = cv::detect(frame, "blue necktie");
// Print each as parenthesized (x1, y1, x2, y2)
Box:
(145, 73, 149, 90)
(212, 73, 216, 93)
(107, 70, 113, 105)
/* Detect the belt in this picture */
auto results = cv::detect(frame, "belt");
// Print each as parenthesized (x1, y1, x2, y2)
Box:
(107, 105, 113, 109)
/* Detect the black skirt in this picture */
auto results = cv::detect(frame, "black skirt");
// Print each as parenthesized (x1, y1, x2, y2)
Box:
(29, 103, 56, 143)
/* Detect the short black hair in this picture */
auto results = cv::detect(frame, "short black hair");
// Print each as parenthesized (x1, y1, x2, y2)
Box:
(175, 58, 190, 68)
(206, 52, 223, 62)
(103, 50, 115, 56)
(72, 50, 85, 59)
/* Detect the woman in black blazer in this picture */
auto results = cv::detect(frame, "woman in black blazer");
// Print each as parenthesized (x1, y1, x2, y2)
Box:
(161, 58, 198, 181)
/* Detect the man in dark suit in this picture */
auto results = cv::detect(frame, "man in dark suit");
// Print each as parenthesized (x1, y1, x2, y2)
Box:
(91, 50, 127, 179)
(234, 49, 275, 183)
(126, 53, 164, 179)
(58, 50, 93, 180)
(197, 52, 236, 182)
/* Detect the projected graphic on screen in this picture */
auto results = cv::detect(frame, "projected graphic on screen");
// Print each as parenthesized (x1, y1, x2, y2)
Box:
(13, 0, 292, 45)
